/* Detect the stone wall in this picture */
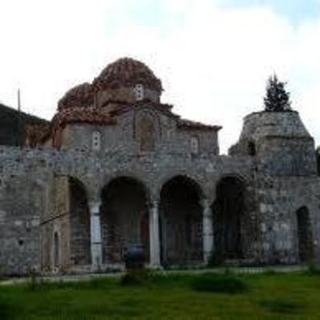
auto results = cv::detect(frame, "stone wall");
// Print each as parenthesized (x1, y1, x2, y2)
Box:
(60, 106, 219, 156)
(0, 144, 255, 274)
(1, 107, 319, 275)
(256, 176, 320, 264)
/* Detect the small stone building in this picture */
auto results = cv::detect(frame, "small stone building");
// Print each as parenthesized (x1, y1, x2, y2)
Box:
(0, 57, 319, 275)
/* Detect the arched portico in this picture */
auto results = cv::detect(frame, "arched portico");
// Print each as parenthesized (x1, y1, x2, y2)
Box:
(69, 177, 91, 266)
(212, 176, 245, 263)
(100, 177, 150, 264)
(159, 175, 204, 266)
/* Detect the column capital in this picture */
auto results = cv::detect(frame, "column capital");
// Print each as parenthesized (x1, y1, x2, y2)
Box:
(147, 198, 160, 209)
(200, 198, 210, 209)
(89, 200, 101, 214)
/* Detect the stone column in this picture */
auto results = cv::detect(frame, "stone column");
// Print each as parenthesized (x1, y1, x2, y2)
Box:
(89, 201, 103, 272)
(202, 198, 214, 264)
(149, 200, 161, 267)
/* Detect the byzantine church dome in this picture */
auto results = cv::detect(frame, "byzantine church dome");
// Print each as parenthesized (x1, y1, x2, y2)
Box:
(57, 57, 163, 113)
(93, 57, 163, 93)
(93, 57, 163, 108)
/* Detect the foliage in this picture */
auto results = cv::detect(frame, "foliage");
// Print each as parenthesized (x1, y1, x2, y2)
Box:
(307, 260, 320, 275)
(120, 269, 153, 286)
(264, 75, 291, 112)
(207, 251, 224, 267)
(27, 268, 43, 291)
(191, 273, 248, 294)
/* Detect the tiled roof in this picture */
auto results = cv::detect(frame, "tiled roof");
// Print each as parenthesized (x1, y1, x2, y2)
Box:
(177, 119, 221, 131)
(93, 57, 163, 92)
(52, 107, 116, 128)
(58, 83, 94, 111)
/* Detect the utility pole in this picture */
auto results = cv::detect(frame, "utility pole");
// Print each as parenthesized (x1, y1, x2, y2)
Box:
(17, 88, 21, 112)
(17, 88, 23, 146)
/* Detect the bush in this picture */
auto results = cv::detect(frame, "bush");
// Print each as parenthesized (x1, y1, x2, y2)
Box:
(26, 268, 44, 291)
(307, 260, 320, 275)
(191, 274, 248, 294)
(120, 269, 153, 287)
(207, 252, 224, 267)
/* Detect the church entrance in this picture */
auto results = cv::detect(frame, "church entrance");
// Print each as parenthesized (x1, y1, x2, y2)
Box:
(160, 176, 203, 266)
(213, 176, 245, 262)
(100, 177, 149, 264)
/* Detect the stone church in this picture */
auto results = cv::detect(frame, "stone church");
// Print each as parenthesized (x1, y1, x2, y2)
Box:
(0, 57, 319, 275)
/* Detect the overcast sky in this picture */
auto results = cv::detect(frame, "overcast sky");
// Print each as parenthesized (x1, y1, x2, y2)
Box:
(1, 0, 320, 153)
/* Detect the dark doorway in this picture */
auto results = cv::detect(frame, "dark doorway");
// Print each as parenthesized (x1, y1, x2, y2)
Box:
(247, 141, 256, 156)
(160, 176, 203, 266)
(296, 206, 313, 263)
(213, 176, 245, 262)
(69, 177, 91, 266)
(101, 177, 149, 263)
(53, 232, 60, 269)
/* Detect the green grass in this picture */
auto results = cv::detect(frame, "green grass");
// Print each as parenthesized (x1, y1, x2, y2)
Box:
(1, 272, 320, 319)
(191, 273, 249, 294)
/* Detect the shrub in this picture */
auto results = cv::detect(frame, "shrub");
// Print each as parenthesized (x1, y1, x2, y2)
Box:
(120, 269, 153, 287)
(307, 260, 320, 275)
(27, 268, 44, 291)
(207, 252, 224, 267)
(191, 274, 248, 294)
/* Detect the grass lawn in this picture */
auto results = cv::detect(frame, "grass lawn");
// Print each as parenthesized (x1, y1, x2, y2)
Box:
(1, 271, 320, 319)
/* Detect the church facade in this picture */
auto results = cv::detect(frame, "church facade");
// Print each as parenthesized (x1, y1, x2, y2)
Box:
(0, 57, 319, 275)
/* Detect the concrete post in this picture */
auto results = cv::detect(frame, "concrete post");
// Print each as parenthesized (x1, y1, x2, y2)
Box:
(202, 198, 214, 264)
(149, 200, 161, 267)
(89, 201, 103, 272)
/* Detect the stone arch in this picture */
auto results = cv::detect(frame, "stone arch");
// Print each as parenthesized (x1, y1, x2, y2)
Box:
(156, 172, 207, 200)
(100, 176, 150, 264)
(296, 206, 314, 263)
(212, 175, 246, 262)
(69, 176, 91, 266)
(159, 175, 204, 266)
(101, 172, 152, 201)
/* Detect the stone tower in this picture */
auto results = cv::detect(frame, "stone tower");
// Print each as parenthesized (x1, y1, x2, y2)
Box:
(231, 109, 319, 264)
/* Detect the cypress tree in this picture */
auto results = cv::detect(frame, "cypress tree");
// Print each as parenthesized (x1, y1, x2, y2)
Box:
(264, 75, 291, 112)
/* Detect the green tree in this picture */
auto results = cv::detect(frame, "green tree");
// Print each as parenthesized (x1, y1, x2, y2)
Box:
(264, 75, 291, 112)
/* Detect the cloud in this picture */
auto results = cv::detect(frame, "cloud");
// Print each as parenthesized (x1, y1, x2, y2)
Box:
(0, 0, 320, 152)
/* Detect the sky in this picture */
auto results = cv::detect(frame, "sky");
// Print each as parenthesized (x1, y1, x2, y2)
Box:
(0, 0, 320, 153)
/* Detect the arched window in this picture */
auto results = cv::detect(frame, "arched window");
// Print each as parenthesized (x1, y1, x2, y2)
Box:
(190, 136, 199, 154)
(134, 84, 144, 101)
(137, 115, 155, 152)
(53, 232, 60, 269)
(92, 131, 101, 151)
(247, 141, 256, 156)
